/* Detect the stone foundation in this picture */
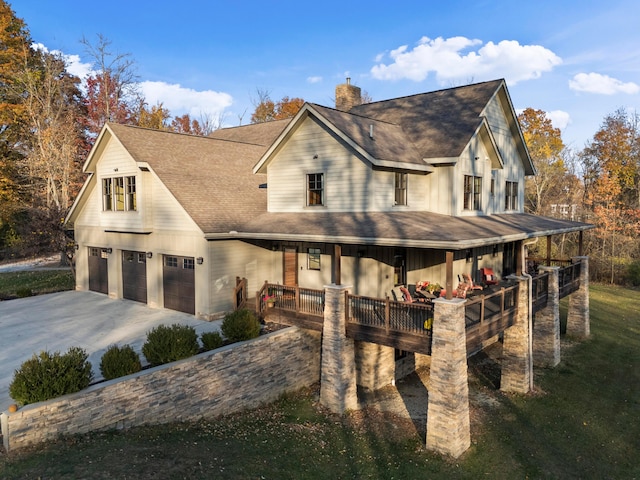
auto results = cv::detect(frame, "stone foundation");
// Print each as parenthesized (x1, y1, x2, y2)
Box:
(533, 267, 561, 367)
(567, 256, 590, 338)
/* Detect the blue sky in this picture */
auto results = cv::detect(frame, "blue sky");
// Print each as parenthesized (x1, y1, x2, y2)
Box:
(11, 0, 640, 149)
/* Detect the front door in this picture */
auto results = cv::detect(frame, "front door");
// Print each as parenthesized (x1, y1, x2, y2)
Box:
(283, 247, 298, 286)
(122, 250, 147, 303)
(88, 247, 108, 294)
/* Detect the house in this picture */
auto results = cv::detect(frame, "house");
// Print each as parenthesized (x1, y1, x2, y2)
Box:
(66, 78, 591, 318)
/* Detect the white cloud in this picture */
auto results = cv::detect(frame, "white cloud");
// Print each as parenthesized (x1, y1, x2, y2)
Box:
(139, 81, 233, 120)
(568, 72, 640, 95)
(371, 36, 562, 85)
(547, 110, 571, 130)
(307, 76, 323, 84)
(31, 42, 94, 79)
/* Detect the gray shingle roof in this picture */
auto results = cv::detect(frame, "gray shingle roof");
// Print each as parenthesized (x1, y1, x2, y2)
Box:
(210, 210, 592, 250)
(349, 79, 504, 159)
(107, 123, 287, 232)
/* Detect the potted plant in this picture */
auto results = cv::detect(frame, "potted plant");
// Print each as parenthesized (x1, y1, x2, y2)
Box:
(263, 294, 276, 308)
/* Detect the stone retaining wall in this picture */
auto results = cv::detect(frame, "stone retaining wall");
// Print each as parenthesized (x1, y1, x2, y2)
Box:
(2, 327, 321, 452)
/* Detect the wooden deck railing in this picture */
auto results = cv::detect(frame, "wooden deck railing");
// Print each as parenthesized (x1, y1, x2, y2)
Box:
(464, 283, 519, 355)
(345, 294, 434, 354)
(558, 261, 581, 298)
(531, 272, 550, 315)
(256, 282, 325, 317)
(233, 277, 248, 310)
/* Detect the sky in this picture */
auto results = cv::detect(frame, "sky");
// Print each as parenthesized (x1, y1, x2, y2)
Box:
(11, 0, 640, 150)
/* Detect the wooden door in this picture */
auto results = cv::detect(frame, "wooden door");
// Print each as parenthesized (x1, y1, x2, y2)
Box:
(283, 247, 298, 286)
(88, 247, 108, 294)
(122, 250, 147, 303)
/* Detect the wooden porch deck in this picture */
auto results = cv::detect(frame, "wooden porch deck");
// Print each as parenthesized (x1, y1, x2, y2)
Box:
(238, 259, 582, 359)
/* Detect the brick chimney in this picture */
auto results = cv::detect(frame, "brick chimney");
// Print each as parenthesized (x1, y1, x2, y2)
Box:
(335, 77, 362, 111)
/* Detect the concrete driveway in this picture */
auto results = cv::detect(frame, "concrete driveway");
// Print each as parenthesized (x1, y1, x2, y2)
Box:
(0, 291, 223, 412)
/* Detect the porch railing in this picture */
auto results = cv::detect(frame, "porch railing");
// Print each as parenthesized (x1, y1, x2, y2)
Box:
(234, 277, 248, 310)
(531, 272, 550, 315)
(346, 294, 434, 335)
(256, 282, 325, 317)
(558, 261, 581, 298)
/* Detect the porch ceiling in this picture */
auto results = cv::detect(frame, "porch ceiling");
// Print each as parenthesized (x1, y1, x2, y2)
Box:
(206, 211, 593, 250)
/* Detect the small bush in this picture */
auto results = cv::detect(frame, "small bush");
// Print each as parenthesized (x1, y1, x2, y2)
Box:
(16, 287, 33, 298)
(625, 260, 640, 286)
(9, 347, 93, 405)
(221, 309, 261, 342)
(100, 344, 142, 380)
(201, 331, 224, 351)
(142, 323, 199, 366)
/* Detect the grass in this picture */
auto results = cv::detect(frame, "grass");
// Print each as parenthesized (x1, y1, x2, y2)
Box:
(1, 283, 639, 479)
(0, 269, 74, 299)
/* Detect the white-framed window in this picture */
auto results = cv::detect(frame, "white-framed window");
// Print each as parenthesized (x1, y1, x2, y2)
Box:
(307, 173, 324, 206)
(308, 248, 321, 270)
(394, 172, 407, 206)
(464, 175, 482, 210)
(102, 175, 137, 211)
(505, 181, 518, 210)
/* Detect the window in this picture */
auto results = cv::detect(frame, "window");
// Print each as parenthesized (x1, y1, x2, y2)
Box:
(394, 172, 407, 206)
(165, 256, 178, 268)
(505, 181, 518, 210)
(307, 173, 323, 206)
(102, 178, 113, 211)
(464, 175, 482, 210)
(183, 258, 195, 269)
(126, 176, 137, 211)
(101, 175, 137, 211)
(308, 248, 321, 270)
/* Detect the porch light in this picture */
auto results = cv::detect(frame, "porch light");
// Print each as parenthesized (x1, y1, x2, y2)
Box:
(146, 252, 152, 259)
(197, 257, 204, 265)
(106, 248, 113, 254)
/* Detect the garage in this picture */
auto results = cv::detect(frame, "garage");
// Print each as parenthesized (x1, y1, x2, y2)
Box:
(88, 247, 108, 294)
(122, 250, 147, 303)
(163, 255, 195, 314)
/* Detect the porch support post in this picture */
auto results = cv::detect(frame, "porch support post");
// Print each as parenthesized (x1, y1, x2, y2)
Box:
(501, 275, 533, 393)
(533, 266, 561, 367)
(578, 231, 584, 257)
(333, 244, 342, 286)
(546, 236, 552, 266)
(445, 251, 454, 300)
(516, 240, 524, 276)
(426, 297, 470, 458)
(319, 284, 358, 413)
(567, 256, 590, 338)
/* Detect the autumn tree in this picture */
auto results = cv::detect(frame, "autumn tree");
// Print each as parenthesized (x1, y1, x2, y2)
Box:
(518, 108, 569, 215)
(81, 34, 140, 140)
(136, 101, 171, 130)
(250, 89, 304, 123)
(580, 108, 640, 283)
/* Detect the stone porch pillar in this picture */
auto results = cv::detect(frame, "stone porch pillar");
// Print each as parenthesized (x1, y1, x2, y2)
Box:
(501, 275, 533, 394)
(319, 284, 358, 413)
(426, 298, 470, 458)
(533, 266, 561, 368)
(567, 256, 590, 338)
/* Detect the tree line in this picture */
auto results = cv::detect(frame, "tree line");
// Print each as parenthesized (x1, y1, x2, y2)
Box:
(1, 1, 638, 284)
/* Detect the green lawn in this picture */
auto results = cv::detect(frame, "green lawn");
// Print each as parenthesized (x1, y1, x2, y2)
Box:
(0, 269, 74, 299)
(1, 283, 639, 479)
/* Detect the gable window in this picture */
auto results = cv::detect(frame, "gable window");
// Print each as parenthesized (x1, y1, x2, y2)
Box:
(308, 248, 321, 270)
(464, 175, 482, 210)
(102, 175, 137, 211)
(307, 173, 324, 206)
(505, 181, 518, 210)
(394, 172, 407, 206)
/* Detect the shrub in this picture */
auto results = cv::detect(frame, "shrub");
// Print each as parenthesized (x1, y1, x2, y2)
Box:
(100, 344, 142, 380)
(16, 287, 33, 298)
(625, 260, 640, 286)
(142, 323, 199, 366)
(221, 309, 261, 342)
(9, 347, 93, 405)
(201, 331, 224, 351)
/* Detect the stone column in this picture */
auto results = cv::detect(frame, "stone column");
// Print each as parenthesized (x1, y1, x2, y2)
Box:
(501, 275, 533, 394)
(426, 298, 470, 458)
(319, 284, 358, 413)
(533, 266, 560, 368)
(567, 256, 590, 338)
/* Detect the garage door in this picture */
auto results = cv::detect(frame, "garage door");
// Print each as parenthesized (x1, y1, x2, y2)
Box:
(163, 255, 195, 314)
(88, 247, 108, 294)
(122, 250, 147, 303)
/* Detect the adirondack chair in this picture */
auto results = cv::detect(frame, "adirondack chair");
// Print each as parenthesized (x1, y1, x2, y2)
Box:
(461, 273, 483, 290)
(480, 267, 499, 286)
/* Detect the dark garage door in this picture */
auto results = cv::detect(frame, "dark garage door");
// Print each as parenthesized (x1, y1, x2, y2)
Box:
(88, 247, 108, 294)
(122, 250, 147, 303)
(163, 255, 195, 314)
